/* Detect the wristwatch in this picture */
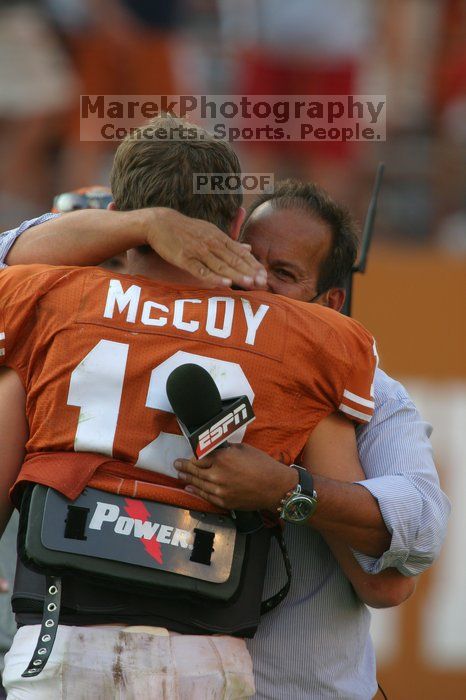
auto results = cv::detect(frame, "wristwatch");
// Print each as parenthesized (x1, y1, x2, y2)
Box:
(279, 465, 318, 524)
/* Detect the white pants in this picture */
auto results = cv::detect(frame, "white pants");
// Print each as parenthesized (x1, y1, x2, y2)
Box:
(3, 625, 255, 699)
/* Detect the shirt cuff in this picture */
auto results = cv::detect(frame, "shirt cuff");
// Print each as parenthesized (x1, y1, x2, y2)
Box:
(0, 213, 59, 268)
(352, 475, 424, 575)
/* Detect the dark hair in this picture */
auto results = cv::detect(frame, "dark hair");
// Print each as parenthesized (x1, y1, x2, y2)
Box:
(242, 179, 359, 292)
(111, 116, 242, 233)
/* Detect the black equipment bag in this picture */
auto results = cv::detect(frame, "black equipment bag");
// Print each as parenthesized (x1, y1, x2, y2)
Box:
(19, 484, 247, 603)
(17, 484, 291, 677)
(17, 484, 290, 635)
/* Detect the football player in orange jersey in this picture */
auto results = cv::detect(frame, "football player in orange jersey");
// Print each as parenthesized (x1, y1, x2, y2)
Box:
(0, 178, 268, 698)
(0, 117, 383, 698)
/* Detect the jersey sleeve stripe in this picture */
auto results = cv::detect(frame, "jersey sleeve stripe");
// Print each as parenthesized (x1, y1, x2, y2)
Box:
(0, 332, 4, 356)
(339, 403, 372, 422)
(370, 339, 379, 398)
(342, 389, 375, 409)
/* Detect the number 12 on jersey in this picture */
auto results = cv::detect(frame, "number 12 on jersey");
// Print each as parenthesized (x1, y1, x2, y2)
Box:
(68, 340, 255, 478)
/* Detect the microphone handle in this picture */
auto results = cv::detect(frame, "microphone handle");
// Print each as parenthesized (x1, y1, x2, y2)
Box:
(216, 442, 264, 534)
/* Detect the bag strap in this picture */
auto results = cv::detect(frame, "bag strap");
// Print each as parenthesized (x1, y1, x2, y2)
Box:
(19, 538, 289, 676)
(21, 575, 61, 678)
(260, 527, 291, 614)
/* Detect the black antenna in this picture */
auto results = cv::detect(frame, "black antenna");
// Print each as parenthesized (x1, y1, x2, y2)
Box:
(342, 162, 385, 317)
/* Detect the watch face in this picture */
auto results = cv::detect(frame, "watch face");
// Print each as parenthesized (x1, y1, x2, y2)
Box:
(282, 494, 317, 524)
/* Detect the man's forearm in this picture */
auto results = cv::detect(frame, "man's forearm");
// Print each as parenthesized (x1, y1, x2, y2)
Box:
(174, 418, 412, 608)
(308, 475, 391, 557)
(324, 533, 416, 608)
(5, 210, 147, 266)
(4, 208, 267, 288)
(175, 435, 391, 558)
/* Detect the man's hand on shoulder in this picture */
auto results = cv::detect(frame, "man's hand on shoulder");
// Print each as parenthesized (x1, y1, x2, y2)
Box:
(144, 208, 267, 289)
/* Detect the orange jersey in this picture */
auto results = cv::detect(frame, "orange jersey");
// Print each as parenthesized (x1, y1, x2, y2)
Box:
(0, 265, 377, 505)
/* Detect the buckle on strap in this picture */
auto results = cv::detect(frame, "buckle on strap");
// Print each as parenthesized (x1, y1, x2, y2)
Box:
(21, 576, 61, 678)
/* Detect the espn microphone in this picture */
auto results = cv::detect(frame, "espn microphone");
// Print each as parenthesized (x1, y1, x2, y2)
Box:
(166, 363, 263, 534)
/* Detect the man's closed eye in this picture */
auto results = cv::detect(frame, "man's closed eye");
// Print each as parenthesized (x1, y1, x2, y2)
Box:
(273, 268, 297, 282)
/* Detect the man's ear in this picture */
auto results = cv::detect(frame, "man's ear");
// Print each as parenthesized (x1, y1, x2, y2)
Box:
(324, 288, 345, 312)
(229, 207, 246, 241)
(108, 202, 117, 210)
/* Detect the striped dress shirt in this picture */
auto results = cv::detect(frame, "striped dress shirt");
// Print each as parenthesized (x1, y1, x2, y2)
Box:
(248, 368, 450, 699)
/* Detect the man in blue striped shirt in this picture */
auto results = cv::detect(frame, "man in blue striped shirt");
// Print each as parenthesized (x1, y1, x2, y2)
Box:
(0, 184, 450, 699)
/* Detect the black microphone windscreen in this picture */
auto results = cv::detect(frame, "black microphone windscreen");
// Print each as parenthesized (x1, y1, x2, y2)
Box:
(166, 364, 222, 432)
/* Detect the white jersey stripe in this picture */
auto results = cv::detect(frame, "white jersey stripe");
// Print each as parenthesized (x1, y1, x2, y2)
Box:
(339, 403, 372, 422)
(0, 349, 4, 357)
(370, 339, 379, 398)
(0, 332, 5, 340)
(343, 389, 374, 409)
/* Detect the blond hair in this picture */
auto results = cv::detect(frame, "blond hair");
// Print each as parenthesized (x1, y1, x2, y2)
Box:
(111, 116, 242, 232)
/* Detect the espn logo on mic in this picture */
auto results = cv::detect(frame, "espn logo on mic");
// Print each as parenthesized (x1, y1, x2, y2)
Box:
(177, 396, 255, 459)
